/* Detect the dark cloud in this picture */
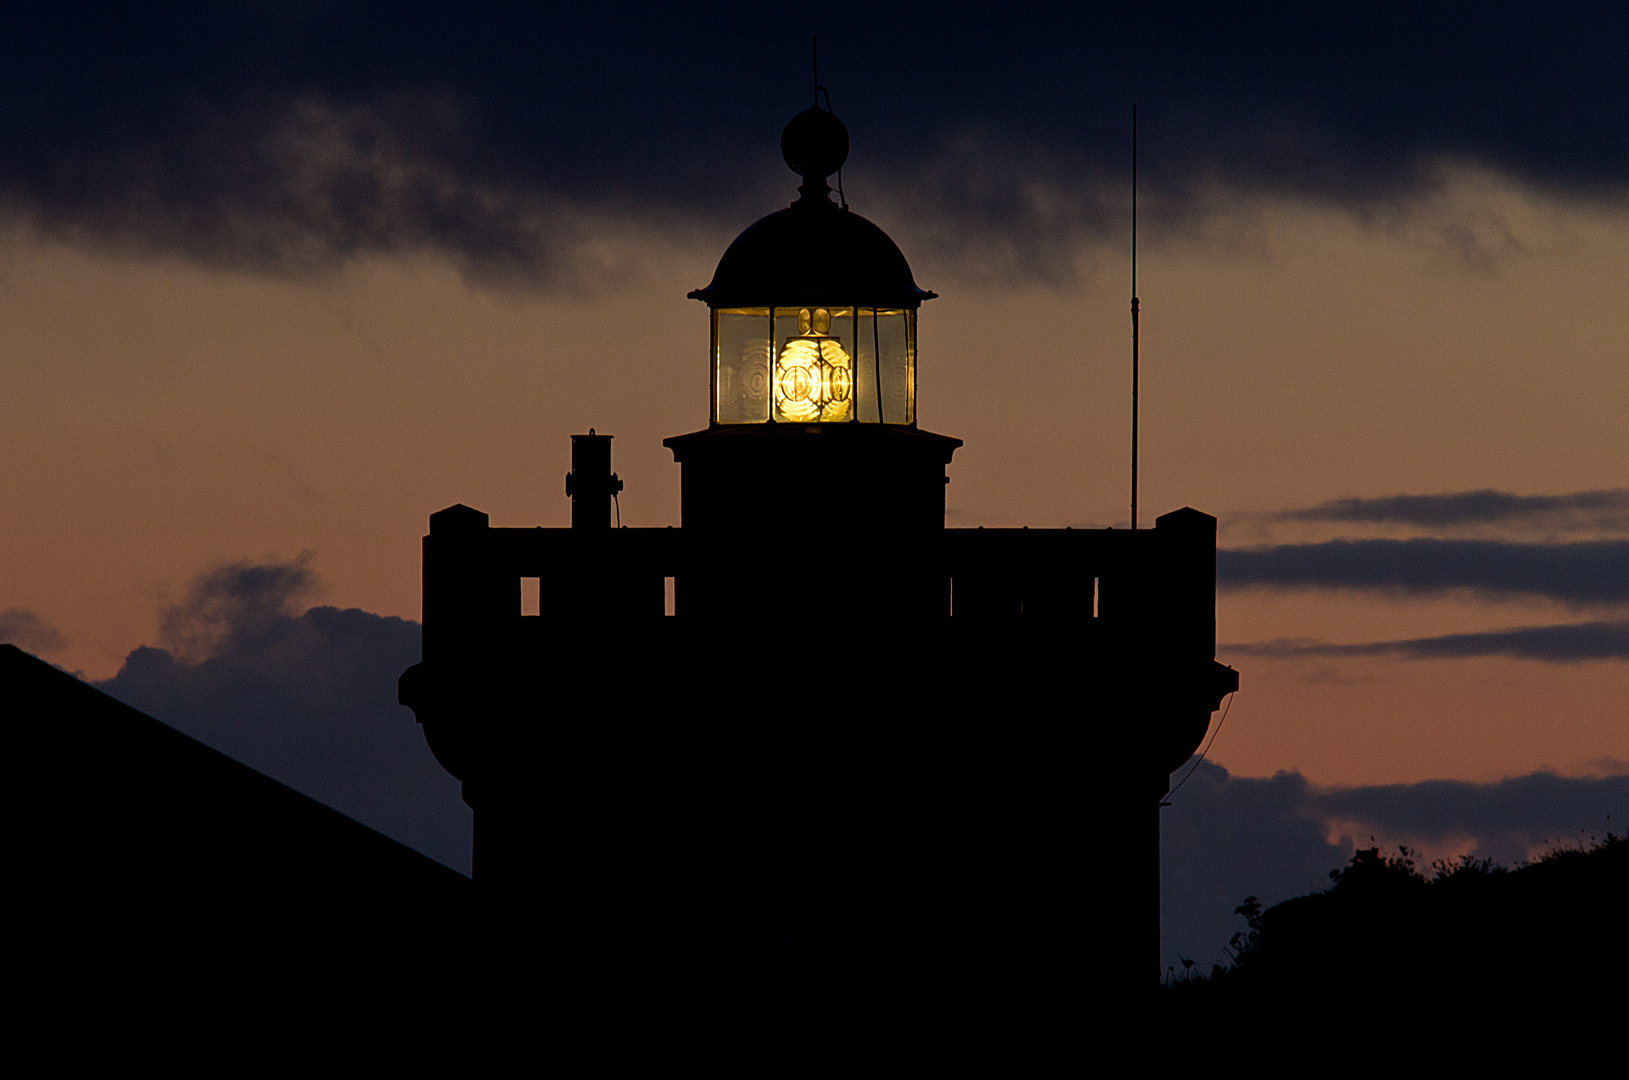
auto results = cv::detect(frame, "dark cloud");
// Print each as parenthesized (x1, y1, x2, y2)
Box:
(157, 551, 320, 661)
(1160, 761, 1627, 972)
(1226, 619, 1629, 663)
(98, 557, 469, 874)
(1279, 489, 1629, 533)
(2, 3, 1625, 288)
(1310, 771, 1629, 867)
(0, 607, 66, 654)
(1218, 539, 1629, 606)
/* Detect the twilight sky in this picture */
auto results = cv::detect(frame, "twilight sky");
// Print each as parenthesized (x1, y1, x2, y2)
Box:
(3, 4, 1625, 959)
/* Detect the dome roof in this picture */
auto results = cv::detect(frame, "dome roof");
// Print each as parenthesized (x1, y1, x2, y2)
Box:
(690, 106, 934, 310)
(689, 198, 935, 310)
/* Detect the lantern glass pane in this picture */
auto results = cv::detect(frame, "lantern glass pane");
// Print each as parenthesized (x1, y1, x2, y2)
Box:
(714, 308, 771, 423)
(854, 309, 914, 424)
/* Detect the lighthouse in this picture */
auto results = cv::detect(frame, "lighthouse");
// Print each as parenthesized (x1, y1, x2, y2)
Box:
(400, 100, 1236, 1048)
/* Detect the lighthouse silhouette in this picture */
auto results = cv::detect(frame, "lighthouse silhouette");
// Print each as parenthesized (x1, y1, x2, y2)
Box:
(399, 101, 1237, 1049)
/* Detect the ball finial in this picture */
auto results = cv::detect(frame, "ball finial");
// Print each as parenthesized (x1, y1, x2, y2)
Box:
(781, 107, 849, 187)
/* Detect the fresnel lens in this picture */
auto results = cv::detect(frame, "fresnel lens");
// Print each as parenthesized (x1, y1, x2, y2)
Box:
(773, 307, 852, 423)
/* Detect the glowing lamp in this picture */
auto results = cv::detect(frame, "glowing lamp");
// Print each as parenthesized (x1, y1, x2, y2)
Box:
(774, 307, 852, 422)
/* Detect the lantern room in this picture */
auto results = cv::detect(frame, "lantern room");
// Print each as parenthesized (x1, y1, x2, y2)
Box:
(689, 105, 934, 426)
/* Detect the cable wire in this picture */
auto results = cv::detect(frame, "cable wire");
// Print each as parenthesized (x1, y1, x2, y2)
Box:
(1162, 690, 1234, 806)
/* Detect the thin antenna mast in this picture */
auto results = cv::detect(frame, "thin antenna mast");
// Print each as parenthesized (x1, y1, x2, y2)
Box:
(1130, 104, 1140, 531)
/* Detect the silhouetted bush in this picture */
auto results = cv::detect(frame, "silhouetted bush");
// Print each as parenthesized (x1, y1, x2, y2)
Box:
(1164, 832, 1625, 1029)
